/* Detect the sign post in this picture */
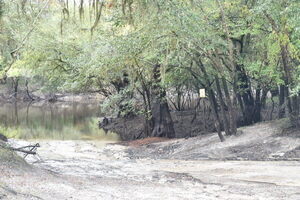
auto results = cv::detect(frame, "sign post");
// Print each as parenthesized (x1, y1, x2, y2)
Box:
(199, 88, 207, 131)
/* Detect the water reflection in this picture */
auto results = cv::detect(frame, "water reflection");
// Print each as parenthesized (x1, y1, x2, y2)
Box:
(0, 101, 119, 141)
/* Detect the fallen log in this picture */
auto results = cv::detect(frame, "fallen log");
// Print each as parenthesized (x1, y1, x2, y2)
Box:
(0, 143, 40, 157)
(16, 144, 40, 150)
(10, 147, 37, 155)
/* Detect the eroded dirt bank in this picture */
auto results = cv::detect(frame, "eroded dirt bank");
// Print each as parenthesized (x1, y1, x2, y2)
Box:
(126, 121, 300, 161)
(1, 121, 300, 200)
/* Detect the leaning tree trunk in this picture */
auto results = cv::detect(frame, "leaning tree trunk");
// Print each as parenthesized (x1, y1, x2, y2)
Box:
(196, 58, 225, 141)
(150, 64, 175, 138)
(215, 76, 230, 136)
(207, 88, 225, 142)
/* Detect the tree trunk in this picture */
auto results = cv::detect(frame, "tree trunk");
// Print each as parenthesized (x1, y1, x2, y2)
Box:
(280, 43, 299, 126)
(137, 71, 153, 137)
(260, 89, 268, 109)
(278, 85, 285, 118)
(207, 88, 225, 142)
(236, 65, 256, 125)
(196, 58, 225, 141)
(253, 88, 262, 123)
(291, 96, 300, 127)
(215, 76, 230, 136)
(12, 77, 19, 99)
(151, 64, 175, 138)
(270, 93, 275, 120)
(221, 76, 237, 135)
(25, 79, 35, 101)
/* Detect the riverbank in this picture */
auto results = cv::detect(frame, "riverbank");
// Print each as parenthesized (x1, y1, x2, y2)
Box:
(125, 120, 300, 161)
(1, 120, 300, 199)
(100, 106, 278, 141)
(101, 111, 216, 140)
(1, 141, 300, 200)
(0, 92, 104, 104)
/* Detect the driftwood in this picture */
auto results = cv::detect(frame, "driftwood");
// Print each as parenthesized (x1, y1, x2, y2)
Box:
(0, 143, 40, 158)
(10, 147, 37, 155)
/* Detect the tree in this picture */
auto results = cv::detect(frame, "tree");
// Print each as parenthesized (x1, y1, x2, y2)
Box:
(1, 0, 299, 140)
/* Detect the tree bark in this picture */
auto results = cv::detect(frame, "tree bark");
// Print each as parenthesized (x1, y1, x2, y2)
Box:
(278, 85, 285, 118)
(151, 64, 175, 138)
(25, 79, 35, 101)
(207, 88, 225, 142)
(291, 96, 300, 127)
(236, 65, 256, 125)
(221, 77, 237, 135)
(215, 76, 230, 136)
(12, 77, 19, 99)
(253, 88, 262, 123)
(196, 58, 225, 141)
(280, 43, 299, 126)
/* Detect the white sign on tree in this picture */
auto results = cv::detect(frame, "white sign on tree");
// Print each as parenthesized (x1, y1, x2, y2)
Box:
(199, 88, 206, 98)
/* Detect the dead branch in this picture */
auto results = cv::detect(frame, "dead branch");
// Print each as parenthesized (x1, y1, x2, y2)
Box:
(0, 143, 40, 156)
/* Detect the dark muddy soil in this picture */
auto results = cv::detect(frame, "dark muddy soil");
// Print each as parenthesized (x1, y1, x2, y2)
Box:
(102, 111, 216, 140)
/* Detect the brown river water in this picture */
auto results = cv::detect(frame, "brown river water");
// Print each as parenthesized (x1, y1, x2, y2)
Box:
(0, 101, 119, 141)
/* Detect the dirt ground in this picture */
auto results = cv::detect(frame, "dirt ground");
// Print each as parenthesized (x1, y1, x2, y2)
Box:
(126, 120, 300, 161)
(0, 121, 300, 200)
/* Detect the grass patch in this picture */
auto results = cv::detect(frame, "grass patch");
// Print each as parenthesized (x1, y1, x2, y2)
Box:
(0, 143, 29, 168)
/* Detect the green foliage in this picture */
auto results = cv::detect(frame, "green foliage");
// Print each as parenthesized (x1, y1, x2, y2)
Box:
(0, 125, 22, 139)
(0, 0, 299, 119)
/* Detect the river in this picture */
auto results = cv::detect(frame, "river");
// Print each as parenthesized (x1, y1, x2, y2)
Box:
(0, 101, 119, 141)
